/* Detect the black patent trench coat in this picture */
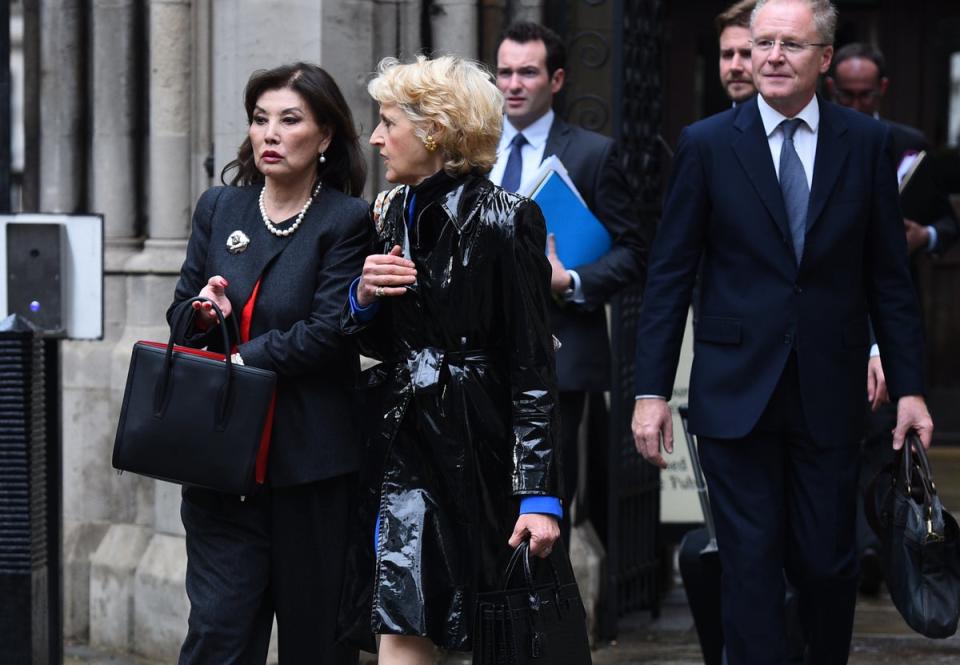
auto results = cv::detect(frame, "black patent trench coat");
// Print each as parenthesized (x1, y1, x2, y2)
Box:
(337, 174, 561, 651)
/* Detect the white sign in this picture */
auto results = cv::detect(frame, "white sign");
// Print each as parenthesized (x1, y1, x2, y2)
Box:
(659, 307, 705, 524)
(0, 214, 104, 340)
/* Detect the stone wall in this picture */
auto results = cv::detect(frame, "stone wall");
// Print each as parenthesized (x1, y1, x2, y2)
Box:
(27, 0, 549, 659)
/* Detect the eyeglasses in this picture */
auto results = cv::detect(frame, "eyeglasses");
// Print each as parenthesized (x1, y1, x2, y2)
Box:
(751, 38, 830, 55)
(833, 88, 882, 103)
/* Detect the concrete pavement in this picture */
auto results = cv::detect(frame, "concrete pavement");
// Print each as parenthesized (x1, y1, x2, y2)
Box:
(66, 586, 960, 664)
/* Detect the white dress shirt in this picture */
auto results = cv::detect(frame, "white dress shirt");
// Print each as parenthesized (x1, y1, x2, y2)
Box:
(489, 109, 554, 192)
(756, 93, 819, 190)
(489, 109, 586, 303)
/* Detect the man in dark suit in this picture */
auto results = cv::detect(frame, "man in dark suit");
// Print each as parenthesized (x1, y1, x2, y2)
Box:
(825, 41, 960, 594)
(631, 1, 934, 663)
(491, 21, 647, 542)
(825, 42, 959, 258)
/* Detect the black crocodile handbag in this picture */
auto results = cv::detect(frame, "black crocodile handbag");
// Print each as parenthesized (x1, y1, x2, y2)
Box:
(112, 297, 277, 495)
(473, 540, 592, 665)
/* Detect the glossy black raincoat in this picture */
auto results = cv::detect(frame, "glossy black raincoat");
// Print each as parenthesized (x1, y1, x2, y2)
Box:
(338, 172, 561, 651)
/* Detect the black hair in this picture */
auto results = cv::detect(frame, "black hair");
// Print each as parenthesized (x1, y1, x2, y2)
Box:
(499, 21, 566, 77)
(831, 42, 887, 81)
(221, 62, 366, 196)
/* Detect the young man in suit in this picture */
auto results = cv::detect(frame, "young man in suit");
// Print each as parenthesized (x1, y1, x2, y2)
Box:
(631, 1, 934, 663)
(491, 21, 647, 543)
(717, 0, 758, 105)
(825, 41, 959, 594)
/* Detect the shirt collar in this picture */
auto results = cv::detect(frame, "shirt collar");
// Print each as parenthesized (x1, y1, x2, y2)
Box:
(757, 93, 820, 137)
(501, 109, 554, 150)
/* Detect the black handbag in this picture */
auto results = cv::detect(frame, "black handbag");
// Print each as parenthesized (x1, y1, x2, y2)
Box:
(473, 540, 592, 665)
(865, 432, 960, 638)
(112, 297, 277, 495)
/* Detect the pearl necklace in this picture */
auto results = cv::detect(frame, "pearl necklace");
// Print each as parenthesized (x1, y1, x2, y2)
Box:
(259, 182, 322, 238)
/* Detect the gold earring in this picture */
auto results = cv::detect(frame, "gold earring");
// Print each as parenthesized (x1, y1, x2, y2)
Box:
(423, 135, 438, 152)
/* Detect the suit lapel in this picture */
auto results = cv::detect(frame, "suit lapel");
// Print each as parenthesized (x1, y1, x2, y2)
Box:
(806, 99, 849, 234)
(542, 117, 571, 164)
(731, 99, 791, 243)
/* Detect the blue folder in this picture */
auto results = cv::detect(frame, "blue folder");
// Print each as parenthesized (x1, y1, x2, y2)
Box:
(531, 171, 612, 268)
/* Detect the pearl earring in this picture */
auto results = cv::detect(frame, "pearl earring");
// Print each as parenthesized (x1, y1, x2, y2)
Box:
(318, 152, 326, 164)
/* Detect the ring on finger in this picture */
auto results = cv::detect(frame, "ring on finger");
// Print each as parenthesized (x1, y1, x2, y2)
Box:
(375, 286, 384, 298)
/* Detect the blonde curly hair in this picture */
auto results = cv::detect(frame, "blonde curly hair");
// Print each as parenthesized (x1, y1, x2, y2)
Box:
(368, 55, 504, 176)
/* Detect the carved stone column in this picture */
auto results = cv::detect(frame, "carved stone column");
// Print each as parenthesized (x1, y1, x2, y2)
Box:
(37, 0, 84, 212)
(147, 0, 193, 243)
(90, 0, 138, 240)
(431, 0, 478, 58)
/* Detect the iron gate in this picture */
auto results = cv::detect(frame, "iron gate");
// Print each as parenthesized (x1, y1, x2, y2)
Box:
(545, 0, 664, 639)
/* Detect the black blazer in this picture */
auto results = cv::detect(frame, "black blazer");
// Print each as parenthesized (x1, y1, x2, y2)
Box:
(884, 120, 959, 256)
(169, 185, 372, 486)
(634, 97, 925, 447)
(543, 118, 648, 392)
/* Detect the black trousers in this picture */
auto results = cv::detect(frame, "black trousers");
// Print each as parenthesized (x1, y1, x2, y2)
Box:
(856, 402, 896, 555)
(698, 356, 859, 665)
(178, 475, 358, 665)
(558, 391, 610, 546)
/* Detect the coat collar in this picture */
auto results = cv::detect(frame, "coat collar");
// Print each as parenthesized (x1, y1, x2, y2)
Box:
(806, 99, 849, 234)
(437, 174, 493, 233)
(542, 115, 571, 164)
(732, 97, 791, 244)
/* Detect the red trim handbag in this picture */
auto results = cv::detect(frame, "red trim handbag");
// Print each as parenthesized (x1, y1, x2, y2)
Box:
(112, 297, 277, 495)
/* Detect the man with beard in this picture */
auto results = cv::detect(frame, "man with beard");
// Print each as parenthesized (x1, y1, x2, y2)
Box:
(717, 1, 758, 105)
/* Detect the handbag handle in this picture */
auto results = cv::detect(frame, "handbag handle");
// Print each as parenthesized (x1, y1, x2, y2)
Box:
(501, 540, 563, 595)
(902, 431, 936, 504)
(864, 431, 935, 537)
(154, 296, 241, 430)
(901, 431, 943, 541)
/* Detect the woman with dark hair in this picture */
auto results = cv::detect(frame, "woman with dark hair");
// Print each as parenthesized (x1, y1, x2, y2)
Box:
(169, 62, 368, 664)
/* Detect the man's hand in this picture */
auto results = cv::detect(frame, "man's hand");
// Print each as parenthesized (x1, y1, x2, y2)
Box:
(866, 355, 889, 411)
(903, 219, 929, 254)
(508, 513, 560, 559)
(546, 233, 571, 295)
(632, 398, 673, 468)
(892, 395, 934, 450)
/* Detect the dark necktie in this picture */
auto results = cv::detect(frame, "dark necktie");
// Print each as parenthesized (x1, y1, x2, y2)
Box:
(501, 133, 527, 193)
(779, 118, 809, 264)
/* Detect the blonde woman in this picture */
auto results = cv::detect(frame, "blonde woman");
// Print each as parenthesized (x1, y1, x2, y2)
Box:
(338, 55, 563, 664)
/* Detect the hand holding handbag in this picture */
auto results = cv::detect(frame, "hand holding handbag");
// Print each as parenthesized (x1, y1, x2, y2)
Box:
(112, 297, 277, 495)
(473, 540, 592, 665)
(865, 431, 960, 638)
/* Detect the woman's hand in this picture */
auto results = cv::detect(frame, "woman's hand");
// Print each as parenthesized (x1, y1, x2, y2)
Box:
(509, 514, 560, 559)
(356, 245, 417, 307)
(192, 275, 231, 329)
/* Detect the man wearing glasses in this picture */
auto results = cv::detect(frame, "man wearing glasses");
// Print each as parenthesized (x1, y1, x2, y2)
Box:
(826, 43, 959, 257)
(632, 1, 933, 663)
(825, 41, 959, 597)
